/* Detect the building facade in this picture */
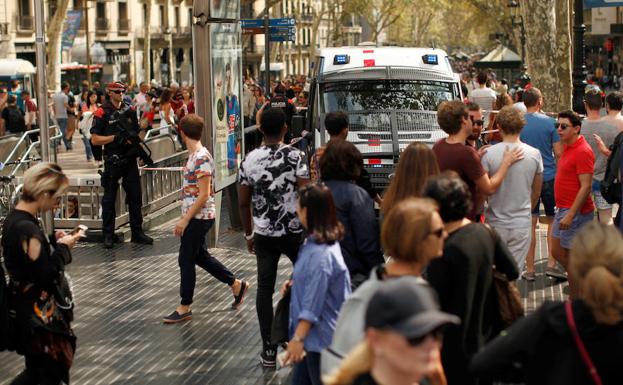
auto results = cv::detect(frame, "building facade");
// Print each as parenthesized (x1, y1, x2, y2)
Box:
(0, 0, 193, 88)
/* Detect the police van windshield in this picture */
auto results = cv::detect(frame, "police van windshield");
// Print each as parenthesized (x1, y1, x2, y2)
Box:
(320, 80, 456, 113)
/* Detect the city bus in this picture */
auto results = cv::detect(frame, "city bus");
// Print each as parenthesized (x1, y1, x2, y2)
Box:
(304, 46, 462, 192)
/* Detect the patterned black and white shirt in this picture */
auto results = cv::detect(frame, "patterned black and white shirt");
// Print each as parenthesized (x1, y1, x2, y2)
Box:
(239, 144, 309, 237)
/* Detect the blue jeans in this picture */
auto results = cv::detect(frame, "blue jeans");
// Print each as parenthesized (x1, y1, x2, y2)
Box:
(82, 136, 93, 160)
(178, 218, 235, 305)
(56, 118, 70, 149)
(292, 352, 322, 385)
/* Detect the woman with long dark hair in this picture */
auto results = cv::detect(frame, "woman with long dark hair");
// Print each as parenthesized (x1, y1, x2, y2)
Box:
(283, 183, 351, 385)
(2, 162, 81, 384)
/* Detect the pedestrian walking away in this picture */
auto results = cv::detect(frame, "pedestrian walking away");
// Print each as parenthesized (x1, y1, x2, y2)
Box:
(239, 107, 310, 368)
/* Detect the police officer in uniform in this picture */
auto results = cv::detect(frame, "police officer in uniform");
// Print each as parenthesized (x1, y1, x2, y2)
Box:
(269, 83, 296, 143)
(91, 81, 154, 249)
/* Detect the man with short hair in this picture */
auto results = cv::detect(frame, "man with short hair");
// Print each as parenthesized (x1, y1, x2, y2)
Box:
(603, 91, 623, 131)
(1, 95, 25, 134)
(53, 83, 72, 150)
(468, 72, 497, 113)
(519, 87, 565, 281)
(133, 82, 149, 107)
(552, 110, 594, 297)
(581, 89, 618, 225)
(163, 114, 249, 324)
(513, 88, 527, 113)
(238, 107, 309, 368)
(481, 106, 543, 269)
(466, 102, 486, 149)
(433, 100, 522, 220)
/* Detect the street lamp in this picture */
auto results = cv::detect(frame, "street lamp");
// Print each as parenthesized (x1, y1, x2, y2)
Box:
(508, 0, 526, 67)
(572, 0, 587, 114)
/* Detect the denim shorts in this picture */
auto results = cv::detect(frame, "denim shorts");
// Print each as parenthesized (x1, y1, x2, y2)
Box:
(552, 208, 594, 249)
(532, 179, 556, 217)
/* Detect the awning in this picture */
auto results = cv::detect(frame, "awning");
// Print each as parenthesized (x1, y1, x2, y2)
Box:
(474, 44, 521, 69)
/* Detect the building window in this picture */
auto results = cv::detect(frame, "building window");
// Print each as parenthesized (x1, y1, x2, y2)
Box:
(143, 4, 148, 21)
(48, 0, 58, 18)
(188, 8, 193, 27)
(96, 1, 106, 19)
(118, 2, 127, 20)
(159, 5, 165, 26)
(174, 6, 180, 28)
(20, 0, 31, 16)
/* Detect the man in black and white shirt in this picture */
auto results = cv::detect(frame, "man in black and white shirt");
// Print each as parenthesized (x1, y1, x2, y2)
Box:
(239, 107, 310, 368)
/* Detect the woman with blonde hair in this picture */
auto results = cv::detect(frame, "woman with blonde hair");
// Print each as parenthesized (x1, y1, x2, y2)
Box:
(322, 198, 448, 380)
(2, 162, 82, 384)
(324, 279, 459, 385)
(471, 221, 623, 385)
(381, 142, 440, 215)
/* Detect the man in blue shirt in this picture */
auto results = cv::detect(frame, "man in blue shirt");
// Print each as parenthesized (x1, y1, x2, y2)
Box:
(519, 87, 565, 281)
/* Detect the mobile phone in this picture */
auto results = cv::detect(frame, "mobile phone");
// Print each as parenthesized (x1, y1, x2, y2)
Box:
(71, 225, 88, 237)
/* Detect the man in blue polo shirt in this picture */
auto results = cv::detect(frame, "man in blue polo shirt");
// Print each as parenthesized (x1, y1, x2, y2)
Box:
(519, 87, 565, 281)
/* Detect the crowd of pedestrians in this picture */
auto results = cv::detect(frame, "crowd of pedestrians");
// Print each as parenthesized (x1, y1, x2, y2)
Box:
(235, 71, 623, 385)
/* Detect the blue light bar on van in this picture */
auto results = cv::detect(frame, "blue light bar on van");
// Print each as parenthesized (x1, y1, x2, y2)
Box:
(333, 55, 350, 65)
(422, 54, 438, 65)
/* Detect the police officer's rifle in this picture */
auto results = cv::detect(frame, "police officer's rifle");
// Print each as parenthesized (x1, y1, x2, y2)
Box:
(114, 104, 155, 167)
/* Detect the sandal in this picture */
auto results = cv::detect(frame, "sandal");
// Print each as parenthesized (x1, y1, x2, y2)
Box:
(231, 280, 250, 309)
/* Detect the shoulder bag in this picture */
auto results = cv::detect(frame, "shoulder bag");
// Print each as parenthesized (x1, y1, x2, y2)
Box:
(565, 301, 603, 385)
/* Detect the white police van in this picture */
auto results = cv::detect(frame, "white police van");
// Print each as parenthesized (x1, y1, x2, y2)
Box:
(304, 46, 462, 191)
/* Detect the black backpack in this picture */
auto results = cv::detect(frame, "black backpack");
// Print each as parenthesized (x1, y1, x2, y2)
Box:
(6, 107, 25, 133)
(600, 131, 623, 205)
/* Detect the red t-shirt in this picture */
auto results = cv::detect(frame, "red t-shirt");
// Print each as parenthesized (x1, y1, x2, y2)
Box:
(433, 139, 486, 219)
(554, 135, 595, 213)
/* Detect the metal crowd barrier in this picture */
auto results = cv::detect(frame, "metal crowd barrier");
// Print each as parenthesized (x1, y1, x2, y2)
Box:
(54, 134, 187, 230)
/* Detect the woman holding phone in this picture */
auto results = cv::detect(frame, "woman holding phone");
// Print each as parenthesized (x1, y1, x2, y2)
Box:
(2, 162, 81, 385)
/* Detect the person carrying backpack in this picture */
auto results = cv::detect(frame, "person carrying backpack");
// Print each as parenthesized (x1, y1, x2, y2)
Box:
(1, 95, 26, 135)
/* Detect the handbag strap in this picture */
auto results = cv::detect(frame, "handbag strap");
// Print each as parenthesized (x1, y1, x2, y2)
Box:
(565, 301, 603, 385)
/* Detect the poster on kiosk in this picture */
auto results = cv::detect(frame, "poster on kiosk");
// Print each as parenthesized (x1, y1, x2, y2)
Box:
(210, 22, 243, 191)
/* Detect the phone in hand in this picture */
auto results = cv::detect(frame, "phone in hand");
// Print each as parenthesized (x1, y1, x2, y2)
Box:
(71, 225, 88, 238)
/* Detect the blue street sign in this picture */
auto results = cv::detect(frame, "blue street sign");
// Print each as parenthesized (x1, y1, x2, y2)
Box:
(241, 18, 296, 28)
(269, 26, 296, 34)
(270, 18, 296, 27)
(269, 35, 296, 42)
(584, 0, 623, 7)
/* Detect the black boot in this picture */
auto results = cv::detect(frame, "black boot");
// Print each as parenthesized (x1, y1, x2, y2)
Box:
(131, 231, 153, 245)
(103, 234, 115, 249)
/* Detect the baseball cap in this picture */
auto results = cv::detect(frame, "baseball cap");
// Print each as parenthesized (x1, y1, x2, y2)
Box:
(106, 81, 127, 92)
(365, 278, 460, 339)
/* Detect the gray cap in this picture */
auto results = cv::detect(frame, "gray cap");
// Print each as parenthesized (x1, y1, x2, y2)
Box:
(365, 278, 460, 339)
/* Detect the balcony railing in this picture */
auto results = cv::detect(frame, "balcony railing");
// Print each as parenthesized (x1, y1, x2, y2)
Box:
(118, 19, 130, 34)
(96, 17, 109, 32)
(18, 15, 33, 31)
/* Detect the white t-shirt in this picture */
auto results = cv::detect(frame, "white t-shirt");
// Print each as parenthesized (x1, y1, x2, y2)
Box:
(469, 87, 497, 111)
(182, 146, 216, 220)
(481, 142, 543, 228)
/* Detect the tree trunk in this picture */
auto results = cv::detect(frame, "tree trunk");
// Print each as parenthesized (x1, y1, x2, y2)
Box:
(143, 0, 152, 84)
(46, 0, 71, 91)
(555, 0, 573, 110)
(522, 0, 571, 112)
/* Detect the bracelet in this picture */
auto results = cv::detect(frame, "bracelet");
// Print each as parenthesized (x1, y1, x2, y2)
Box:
(292, 335, 304, 343)
(244, 232, 254, 241)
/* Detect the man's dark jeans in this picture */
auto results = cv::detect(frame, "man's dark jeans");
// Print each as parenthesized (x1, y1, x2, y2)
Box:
(254, 233, 302, 347)
(179, 218, 235, 306)
(292, 352, 322, 385)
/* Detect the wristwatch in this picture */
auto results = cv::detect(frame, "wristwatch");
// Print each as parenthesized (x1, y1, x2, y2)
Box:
(292, 335, 305, 343)
(244, 232, 254, 241)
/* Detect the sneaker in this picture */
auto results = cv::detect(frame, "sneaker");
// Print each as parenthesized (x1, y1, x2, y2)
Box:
(260, 347, 277, 369)
(546, 266, 568, 281)
(521, 271, 536, 282)
(163, 310, 192, 324)
(231, 280, 250, 309)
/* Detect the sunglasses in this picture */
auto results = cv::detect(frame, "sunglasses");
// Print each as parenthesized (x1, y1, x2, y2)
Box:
(555, 123, 572, 130)
(407, 329, 444, 346)
(470, 117, 484, 126)
(428, 227, 446, 238)
(111, 90, 125, 94)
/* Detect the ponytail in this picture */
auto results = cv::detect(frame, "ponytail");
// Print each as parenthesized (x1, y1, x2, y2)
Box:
(582, 266, 623, 325)
(323, 342, 373, 385)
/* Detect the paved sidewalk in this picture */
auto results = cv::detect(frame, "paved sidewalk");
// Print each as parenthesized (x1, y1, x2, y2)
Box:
(0, 217, 565, 384)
